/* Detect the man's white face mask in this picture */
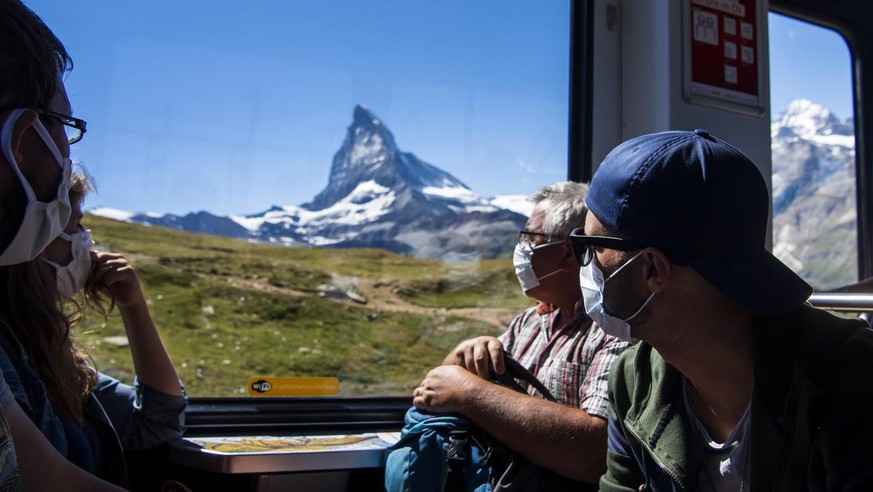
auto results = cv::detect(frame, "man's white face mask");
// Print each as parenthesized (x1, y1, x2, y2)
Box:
(513, 241, 563, 295)
(579, 250, 654, 341)
(0, 108, 73, 266)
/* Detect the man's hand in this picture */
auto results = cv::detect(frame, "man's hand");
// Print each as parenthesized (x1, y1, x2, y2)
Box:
(413, 365, 483, 414)
(443, 336, 506, 377)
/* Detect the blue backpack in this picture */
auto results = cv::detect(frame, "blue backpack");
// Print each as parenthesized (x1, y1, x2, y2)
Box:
(385, 356, 593, 492)
(384, 407, 492, 492)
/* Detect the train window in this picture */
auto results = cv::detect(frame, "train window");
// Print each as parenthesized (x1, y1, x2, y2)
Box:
(34, 1, 571, 397)
(769, 13, 857, 291)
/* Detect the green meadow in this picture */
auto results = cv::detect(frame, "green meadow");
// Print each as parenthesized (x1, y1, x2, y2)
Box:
(77, 215, 530, 397)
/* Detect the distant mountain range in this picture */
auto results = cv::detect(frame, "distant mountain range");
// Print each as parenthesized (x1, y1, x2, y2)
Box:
(92, 101, 858, 287)
(93, 106, 530, 259)
(770, 99, 856, 289)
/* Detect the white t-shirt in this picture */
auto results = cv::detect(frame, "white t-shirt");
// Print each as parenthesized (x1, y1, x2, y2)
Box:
(684, 380, 751, 492)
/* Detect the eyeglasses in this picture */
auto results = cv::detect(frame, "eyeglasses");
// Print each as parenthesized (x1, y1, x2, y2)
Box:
(518, 230, 565, 248)
(568, 227, 647, 266)
(34, 109, 87, 144)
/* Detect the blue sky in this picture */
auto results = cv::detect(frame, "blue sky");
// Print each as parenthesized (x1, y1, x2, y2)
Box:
(30, 0, 570, 216)
(27, 2, 853, 216)
(769, 13, 853, 120)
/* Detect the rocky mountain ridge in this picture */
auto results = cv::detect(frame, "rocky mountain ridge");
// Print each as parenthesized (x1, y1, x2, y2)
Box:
(771, 99, 856, 289)
(93, 100, 858, 287)
(94, 106, 527, 259)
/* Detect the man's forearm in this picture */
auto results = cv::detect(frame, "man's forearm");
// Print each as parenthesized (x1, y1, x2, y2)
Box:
(457, 379, 607, 483)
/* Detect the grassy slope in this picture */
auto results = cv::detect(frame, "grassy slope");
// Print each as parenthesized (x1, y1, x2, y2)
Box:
(77, 215, 530, 397)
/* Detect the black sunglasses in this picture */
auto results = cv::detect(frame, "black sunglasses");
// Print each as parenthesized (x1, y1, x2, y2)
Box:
(568, 227, 647, 266)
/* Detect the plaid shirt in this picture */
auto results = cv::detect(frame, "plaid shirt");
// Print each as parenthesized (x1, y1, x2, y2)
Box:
(498, 305, 628, 419)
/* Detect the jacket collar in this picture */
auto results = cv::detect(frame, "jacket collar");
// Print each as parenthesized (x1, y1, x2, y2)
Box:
(622, 344, 694, 489)
(624, 306, 841, 491)
(620, 308, 806, 489)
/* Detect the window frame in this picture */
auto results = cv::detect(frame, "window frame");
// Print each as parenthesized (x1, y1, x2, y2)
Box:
(770, 0, 873, 283)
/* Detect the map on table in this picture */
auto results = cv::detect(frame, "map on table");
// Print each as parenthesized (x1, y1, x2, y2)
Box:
(183, 433, 401, 455)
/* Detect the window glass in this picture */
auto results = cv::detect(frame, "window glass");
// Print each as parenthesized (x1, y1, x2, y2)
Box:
(769, 13, 857, 291)
(33, 1, 571, 396)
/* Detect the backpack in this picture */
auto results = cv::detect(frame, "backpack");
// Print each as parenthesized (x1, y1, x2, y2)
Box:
(384, 356, 597, 492)
(384, 408, 491, 492)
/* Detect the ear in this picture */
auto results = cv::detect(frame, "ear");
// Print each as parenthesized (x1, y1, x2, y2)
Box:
(642, 248, 671, 294)
(9, 110, 38, 164)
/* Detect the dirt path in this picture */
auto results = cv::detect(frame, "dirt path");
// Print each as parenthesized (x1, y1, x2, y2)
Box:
(206, 274, 516, 332)
(354, 279, 517, 332)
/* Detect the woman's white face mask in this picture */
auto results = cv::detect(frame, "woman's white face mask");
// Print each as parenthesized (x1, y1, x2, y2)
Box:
(579, 250, 654, 341)
(43, 230, 93, 299)
(0, 109, 73, 266)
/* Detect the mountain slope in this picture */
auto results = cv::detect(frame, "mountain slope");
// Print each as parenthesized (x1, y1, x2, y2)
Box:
(95, 106, 526, 259)
(771, 99, 856, 289)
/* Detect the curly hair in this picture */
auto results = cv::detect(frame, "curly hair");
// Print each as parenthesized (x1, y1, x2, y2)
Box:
(0, 171, 102, 425)
(70, 172, 117, 319)
(0, 260, 96, 425)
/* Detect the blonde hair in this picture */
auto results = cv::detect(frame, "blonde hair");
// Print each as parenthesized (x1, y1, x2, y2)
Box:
(68, 172, 115, 319)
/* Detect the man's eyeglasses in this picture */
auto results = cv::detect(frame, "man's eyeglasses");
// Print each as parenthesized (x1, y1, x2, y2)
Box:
(34, 109, 87, 144)
(518, 230, 565, 248)
(568, 227, 647, 266)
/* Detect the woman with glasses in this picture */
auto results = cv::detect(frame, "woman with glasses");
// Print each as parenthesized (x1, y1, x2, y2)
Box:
(4, 171, 187, 488)
(0, 1, 130, 489)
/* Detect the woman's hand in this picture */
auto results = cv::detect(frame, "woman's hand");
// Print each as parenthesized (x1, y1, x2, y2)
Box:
(90, 251, 145, 308)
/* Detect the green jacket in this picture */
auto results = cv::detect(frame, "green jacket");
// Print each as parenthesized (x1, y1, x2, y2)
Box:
(601, 305, 873, 491)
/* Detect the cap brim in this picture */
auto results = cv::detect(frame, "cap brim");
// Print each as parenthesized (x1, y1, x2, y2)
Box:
(687, 250, 813, 315)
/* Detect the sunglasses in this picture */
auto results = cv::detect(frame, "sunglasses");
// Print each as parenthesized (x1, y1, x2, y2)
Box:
(568, 227, 647, 266)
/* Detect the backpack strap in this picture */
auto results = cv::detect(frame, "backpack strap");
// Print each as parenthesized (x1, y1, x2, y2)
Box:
(494, 355, 557, 402)
(386, 358, 558, 492)
(445, 430, 469, 492)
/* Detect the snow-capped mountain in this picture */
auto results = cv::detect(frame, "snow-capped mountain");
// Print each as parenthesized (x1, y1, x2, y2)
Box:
(94, 106, 527, 259)
(771, 99, 856, 289)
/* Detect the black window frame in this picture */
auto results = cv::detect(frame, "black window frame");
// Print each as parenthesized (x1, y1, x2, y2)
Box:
(177, 0, 589, 427)
(770, 0, 873, 282)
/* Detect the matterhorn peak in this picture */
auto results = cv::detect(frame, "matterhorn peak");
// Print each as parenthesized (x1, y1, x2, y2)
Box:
(305, 105, 470, 211)
(347, 104, 398, 152)
(353, 104, 381, 127)
(94, 103, 528, 259)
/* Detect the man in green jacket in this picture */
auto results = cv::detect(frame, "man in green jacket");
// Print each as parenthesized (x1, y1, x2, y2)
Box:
(568, 129, 873, 491)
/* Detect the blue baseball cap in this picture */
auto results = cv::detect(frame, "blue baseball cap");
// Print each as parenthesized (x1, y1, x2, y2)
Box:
(586, 129, 812, 315)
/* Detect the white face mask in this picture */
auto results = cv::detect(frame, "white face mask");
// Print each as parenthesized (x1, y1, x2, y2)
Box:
(513, 242, 563, 295)
(43, 230, 93, 299)
(0, 109, 73, 266)
(579, 250, 654, 341)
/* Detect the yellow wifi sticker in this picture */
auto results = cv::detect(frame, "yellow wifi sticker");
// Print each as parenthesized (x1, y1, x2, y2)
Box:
(246, 377, 340, 396)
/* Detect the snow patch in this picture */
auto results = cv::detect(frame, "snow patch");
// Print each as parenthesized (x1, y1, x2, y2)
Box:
(489, 195, 533, 217)
(423, 185, 480, 202)
(88, 207, 135, 221)
(230, 214, 267, 232)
